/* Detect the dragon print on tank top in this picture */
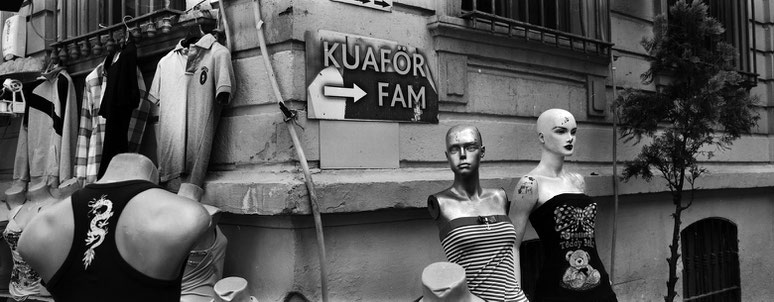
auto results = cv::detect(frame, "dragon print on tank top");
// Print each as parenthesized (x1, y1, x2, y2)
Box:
(83, 195, 114, 269)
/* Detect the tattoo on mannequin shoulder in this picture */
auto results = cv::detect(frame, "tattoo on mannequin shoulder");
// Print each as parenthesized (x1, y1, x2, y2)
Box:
(518, 176, 536, 195)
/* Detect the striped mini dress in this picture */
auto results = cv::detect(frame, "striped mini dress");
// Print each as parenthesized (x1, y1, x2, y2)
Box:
(440, 215, 529, 302)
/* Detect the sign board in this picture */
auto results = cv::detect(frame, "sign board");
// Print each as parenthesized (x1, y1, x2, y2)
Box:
(330, 0, 393, 12)
(305, 30, 438, 123)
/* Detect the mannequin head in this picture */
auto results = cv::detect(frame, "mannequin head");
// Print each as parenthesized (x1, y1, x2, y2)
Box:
(445, 125, 485, 177)
(421, 262, 483, 302)
(536, 109, 577, 157)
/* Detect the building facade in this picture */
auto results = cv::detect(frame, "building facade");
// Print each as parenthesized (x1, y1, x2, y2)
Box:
(0, 0, 773, 301)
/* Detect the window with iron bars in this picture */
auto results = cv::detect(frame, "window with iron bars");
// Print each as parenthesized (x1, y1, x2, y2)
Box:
(459, 0, 611, 56)
(681, 218, 741, 302)
(667, 0, 756, 79)
(55, 0, 186, 41)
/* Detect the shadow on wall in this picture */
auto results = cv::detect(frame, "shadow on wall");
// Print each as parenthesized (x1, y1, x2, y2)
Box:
(284, 291, 310, 302)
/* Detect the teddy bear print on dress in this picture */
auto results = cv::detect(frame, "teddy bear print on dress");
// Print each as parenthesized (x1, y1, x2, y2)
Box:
(561, 249, 601, 290)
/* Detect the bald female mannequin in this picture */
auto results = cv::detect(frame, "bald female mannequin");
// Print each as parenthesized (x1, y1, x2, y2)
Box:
(513, 109, 617, 302)
(514, 108, 584, 205)
(428, 125, 528, 302)
(17, 153, 210, 301)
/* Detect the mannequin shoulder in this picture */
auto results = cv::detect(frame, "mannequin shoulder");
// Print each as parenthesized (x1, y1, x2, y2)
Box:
(428, 189, 456, 220)
(514, 175, 539, 197)
(129, 189, 211, 242)
(567, 172, 586, 192)
(513, 175, 539, 210)
(21, 197, 73, 241)
(481, 187, 508, 203)
(18, 197, 73, 266)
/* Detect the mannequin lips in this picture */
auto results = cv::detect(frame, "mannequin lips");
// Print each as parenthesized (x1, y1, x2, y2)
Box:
(457, 163, 471, 169)
(564, 145, 573, 151)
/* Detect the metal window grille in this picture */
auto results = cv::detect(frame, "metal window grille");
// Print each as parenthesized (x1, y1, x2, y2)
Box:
(519, 239, 544, 301)
(680, 218, 741, 302)
(667, 0, 756, 79)
(55, 0, 185, 41)
(459, 0, 612, 56)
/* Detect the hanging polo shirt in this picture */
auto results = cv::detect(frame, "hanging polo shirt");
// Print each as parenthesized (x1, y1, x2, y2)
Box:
(150, 41, 189, 183)
(13, 68, 77, 188)
(150, 34, 234, 185)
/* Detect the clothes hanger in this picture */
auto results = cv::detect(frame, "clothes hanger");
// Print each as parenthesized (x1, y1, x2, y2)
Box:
(42, 55, 54, 74)
(181, 22, 204, 48)
(122, 15, 133, 45)
(108, 15, 134, 64)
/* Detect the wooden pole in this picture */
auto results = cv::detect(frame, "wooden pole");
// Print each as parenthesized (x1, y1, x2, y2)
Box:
(251, 2, 329, 301)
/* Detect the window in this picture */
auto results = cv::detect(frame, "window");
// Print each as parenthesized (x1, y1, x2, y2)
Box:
(681, 218, 741, 302)
(459, 0, 611, 56)
(667, 0, 755, 76)
(519, 239, 544, 301)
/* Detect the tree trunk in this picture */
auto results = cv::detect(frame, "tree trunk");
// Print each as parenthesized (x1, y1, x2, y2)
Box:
(664, 193, 683, 302)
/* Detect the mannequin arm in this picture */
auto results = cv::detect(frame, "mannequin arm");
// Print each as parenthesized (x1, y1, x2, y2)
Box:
(511, 175, 539, 285)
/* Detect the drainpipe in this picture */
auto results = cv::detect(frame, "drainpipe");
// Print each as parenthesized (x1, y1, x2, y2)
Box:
(251, 2, 330, 301)
(609, 52, 620, 285)
(218, 0, 232, 52)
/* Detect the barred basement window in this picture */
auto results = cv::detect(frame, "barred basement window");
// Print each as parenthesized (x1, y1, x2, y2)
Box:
(519, 239, 544, 301)
(681, 218, 741, 302)
(459, 0, 611, 56)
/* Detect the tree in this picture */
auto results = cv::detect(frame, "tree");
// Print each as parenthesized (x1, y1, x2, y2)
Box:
(613, 1, 759, 302)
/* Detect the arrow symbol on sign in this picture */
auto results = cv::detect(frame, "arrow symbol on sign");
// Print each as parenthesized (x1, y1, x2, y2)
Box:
(374, 0, 390, 7)
(324, 83, 367, 103)
(355, 0, 370, 3)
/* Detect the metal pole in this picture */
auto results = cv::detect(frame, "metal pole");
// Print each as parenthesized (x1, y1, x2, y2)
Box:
(219, 0, 232, 52)
(251, 1, 329, 301)
(609, 52, 619, 285)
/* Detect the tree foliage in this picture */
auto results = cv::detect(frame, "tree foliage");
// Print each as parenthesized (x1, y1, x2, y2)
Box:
(616, 0, 759, 186)
(613, 1, 759, 301)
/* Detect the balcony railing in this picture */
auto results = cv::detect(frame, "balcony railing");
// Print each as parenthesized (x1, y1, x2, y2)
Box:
(459, 0, 612, 57)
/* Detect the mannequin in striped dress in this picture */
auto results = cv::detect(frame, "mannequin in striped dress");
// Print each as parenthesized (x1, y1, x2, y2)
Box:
(427, 125, 529, 302)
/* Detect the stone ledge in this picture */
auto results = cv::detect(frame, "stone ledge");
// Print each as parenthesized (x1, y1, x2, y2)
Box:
(4, 164, 771, 215)
(201, 164, 774, 215)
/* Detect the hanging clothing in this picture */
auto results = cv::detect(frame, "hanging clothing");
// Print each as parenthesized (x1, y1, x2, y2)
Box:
(97, 38, 151, 178)
(149, 33, 234, 186)
(12, 68, 77, 189)
(45, 180, 183, 302)
(74, 58, 151, 185)
(528, 193, 617, 302)
(180, 226, 228, 301)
